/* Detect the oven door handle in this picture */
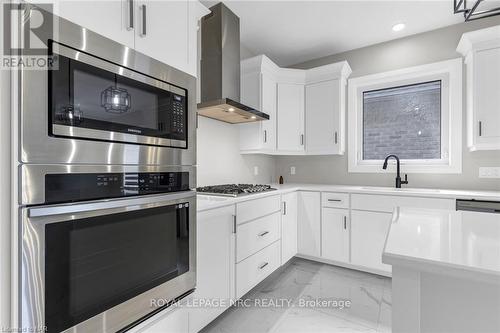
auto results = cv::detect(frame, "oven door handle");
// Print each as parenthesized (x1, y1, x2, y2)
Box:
(27, 191, 196, 221)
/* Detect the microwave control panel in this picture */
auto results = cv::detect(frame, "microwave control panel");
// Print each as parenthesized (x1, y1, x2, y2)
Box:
(44, 172, 190, 204)
(171, 94, 185, 135)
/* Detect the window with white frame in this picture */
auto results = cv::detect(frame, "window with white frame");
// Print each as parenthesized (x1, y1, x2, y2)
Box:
(348, 59, 462, 174)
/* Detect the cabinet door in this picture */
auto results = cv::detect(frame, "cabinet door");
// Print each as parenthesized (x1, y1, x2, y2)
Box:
(305, 79, 342, 154)
(277, 83, 305, 152)
(261, 73, 277, 151)
(475, 46, 500, 143)
(239, 72, 277, 152)
(281, 192, 298, 264)
(321, 208, 349, 263)
(135, 0, 189, 73)
(351, 210, 392, 273)
(297, 191, 321, 257)
(57, 0, 135, 48)
(189, 206, 235, 333)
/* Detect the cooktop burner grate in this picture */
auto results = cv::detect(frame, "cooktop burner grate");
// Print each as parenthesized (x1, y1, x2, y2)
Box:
(196, 184, 277, 197)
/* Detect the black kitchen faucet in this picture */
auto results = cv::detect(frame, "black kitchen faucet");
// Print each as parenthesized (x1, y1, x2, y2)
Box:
(382, 155, 409, 188)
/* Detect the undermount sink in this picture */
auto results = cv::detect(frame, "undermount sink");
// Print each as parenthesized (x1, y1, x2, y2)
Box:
(360, 187, 442, 193)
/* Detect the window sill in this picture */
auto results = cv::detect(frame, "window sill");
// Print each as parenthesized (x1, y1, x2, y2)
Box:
(348, 162, 462, 174)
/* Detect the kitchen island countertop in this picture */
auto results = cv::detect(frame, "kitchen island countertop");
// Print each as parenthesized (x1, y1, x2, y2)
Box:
(383, 208, 500, 281)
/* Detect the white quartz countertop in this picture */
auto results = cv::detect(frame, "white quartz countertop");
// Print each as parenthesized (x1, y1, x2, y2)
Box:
(383, 208, 500, 279)
(197, 183, 500, 212)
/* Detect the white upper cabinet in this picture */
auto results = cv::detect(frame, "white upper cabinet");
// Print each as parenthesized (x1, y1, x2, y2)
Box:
(240, 55, 350, 155)
(240, 56, 279, 153)
(57, 0, 135, 49)
(134, 0, 208, 77)
(457, 25, 500, 151)
(277, 80, 305, 153)
(305, 62, 351, 155)
(134, 1, 189, 73)
(41, 0, 208, 76)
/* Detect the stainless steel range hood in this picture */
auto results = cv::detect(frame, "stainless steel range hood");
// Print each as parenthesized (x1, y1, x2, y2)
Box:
(197, 3, 269, 124)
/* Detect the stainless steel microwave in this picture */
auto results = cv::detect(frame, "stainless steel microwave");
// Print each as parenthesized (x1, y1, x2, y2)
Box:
(19, 8, 196, 166)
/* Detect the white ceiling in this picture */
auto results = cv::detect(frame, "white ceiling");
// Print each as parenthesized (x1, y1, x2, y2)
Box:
(204, 1, 467, 67)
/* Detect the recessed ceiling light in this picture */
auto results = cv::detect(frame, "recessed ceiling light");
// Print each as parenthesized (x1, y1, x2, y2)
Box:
(392, 23, 406, 32)
(228, 107, 235, 112)
(250, 115, 257, 119)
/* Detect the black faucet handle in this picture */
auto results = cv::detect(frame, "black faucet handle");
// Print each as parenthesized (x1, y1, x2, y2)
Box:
(402, 174, 409, 185)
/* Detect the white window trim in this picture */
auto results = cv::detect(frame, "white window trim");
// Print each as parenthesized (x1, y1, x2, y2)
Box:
(348, 58, 463, 174)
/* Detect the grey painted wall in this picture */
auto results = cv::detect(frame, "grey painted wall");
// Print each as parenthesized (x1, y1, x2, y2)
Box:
(275, 17, 500, 191)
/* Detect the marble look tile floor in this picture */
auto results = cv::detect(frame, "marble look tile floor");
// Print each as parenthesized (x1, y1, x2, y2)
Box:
(201, 258, 391, 333)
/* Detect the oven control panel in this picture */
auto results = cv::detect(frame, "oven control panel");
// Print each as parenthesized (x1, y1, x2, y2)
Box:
(45, 172, 190, 204)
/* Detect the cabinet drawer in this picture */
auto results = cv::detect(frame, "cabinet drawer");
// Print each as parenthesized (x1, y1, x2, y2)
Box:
(351, 194, 455, 213)
(236, 212, 281, 262)
(236, 241, 281, 298)
(322, 192, 350, 208)
(236, 195, 281, 224)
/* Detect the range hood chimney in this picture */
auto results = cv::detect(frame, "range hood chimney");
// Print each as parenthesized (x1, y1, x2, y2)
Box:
(197, 3, 269, 124)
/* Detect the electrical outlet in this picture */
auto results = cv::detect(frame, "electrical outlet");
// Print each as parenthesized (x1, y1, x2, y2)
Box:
(254, 166, 259, 176)
(290, 166, 296, 175)
(479, 167, 500, 178)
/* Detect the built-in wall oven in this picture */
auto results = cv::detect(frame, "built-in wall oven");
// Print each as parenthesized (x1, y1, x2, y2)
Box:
(19, 8, 196, 165)
(20, 165, 196, 333)
(17, 8, 198, 333)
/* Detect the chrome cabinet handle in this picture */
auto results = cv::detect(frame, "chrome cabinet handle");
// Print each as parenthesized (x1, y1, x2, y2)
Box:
(259, 262, 269, 270)
(232, 215, 237, 234)
(343, 216, 347, 230)
(140, 4, 147, 37)
(258, 231, 269, 237)
(300, 134, 304, 146)
(283, 201, 287, 215)
(264, 130, 267, 143)
(328, 199, 342, 202)
(127, 0, 134, 30)
(334, 131, 338, 144)
(479, 121, 482, 137)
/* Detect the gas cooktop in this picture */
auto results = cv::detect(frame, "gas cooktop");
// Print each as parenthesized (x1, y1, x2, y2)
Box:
(196, 184, 277, 197)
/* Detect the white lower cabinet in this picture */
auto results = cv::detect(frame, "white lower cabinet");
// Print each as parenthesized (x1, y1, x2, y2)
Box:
(350, 210, 393, 273)
(181, 190, 460, 332)
(236, 212, 281, 262)
(236, 241, 281, 299)
(321, 207, 349, 263)
(297, 191, 321, 257)
(281, 192, 298, 264)
(189, 206, 235, 333)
